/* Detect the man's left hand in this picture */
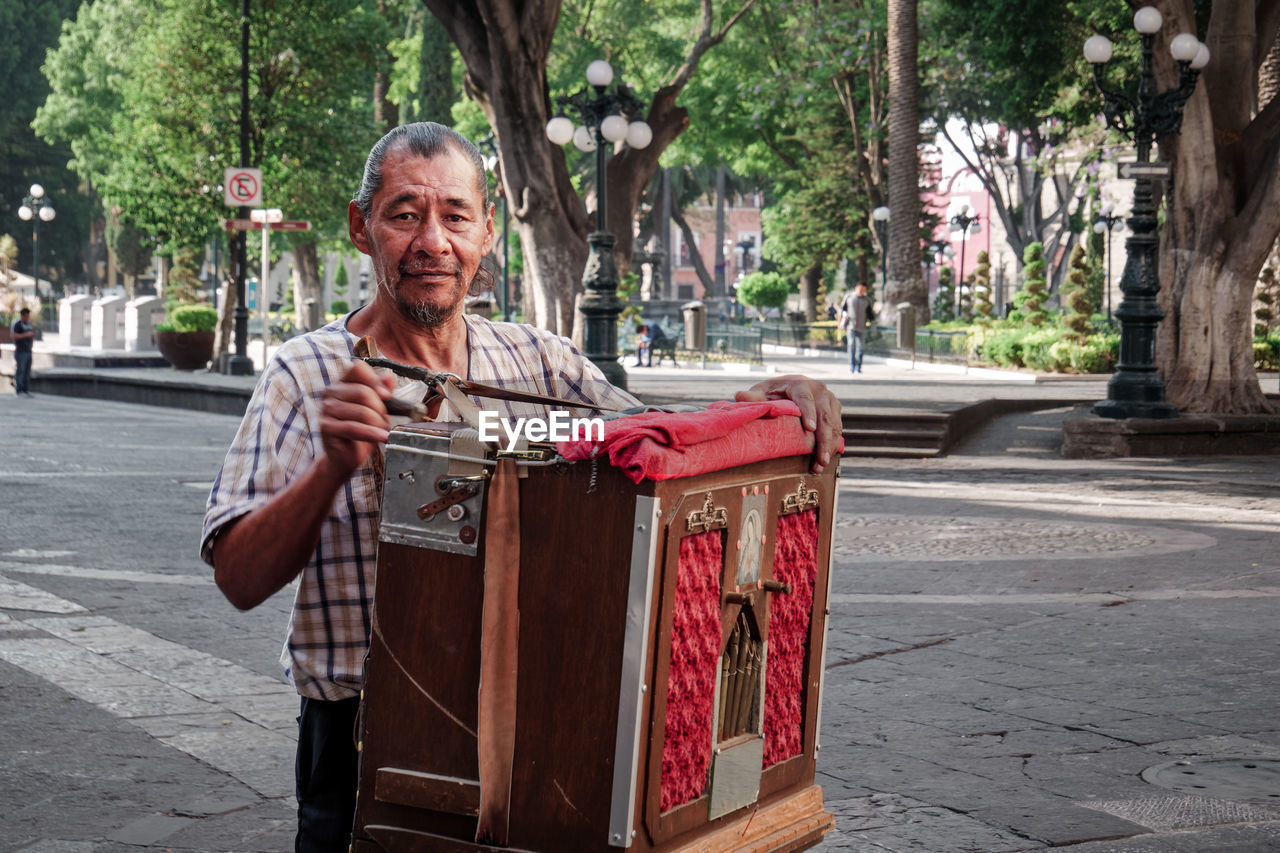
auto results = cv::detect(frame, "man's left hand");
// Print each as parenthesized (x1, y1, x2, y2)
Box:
(735, 374, 842, 474)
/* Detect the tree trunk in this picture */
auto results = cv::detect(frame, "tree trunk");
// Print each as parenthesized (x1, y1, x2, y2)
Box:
(290, 240, 323, 331)
(800, 262, 821, 322)
(373, 0, 399, 134)
(885, 0, 927, 324)
(424, 0, 751, 332)
(1156, 1, 1280, 414)
(670, 205, 716, 298)
(212, 273, 236, 368)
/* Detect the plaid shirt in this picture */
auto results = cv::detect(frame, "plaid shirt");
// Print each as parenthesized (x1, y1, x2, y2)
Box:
(202, 312, 639, 701)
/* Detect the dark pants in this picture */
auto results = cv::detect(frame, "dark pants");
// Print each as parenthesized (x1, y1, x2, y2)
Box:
(296, 696, 360, 852)
(14, 349, 31, 394)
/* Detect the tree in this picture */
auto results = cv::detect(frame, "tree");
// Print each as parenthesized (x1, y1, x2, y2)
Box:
(424, 0, 756, 335)
(737, 270, 789, 317)
(922, 0, 1106, 290)
(886, 0, 927, 322)
(36, 0, 387, 333)
(932, 264, 955, 322)
(1018, 241, 1048, 326)
(972, 249, 994, 321)
(104, 210, 153, 298)
(726, 0, 890, 320)
(1155, 1, 1280, 413)
(1061, 243, 1094, 340)
(1, 0, 90, 288)
(1256, 264, 1278, 337)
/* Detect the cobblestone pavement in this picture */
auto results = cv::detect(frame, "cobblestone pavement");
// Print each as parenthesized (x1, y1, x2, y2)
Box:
(1, 394, 1278, 851)
(812, 408, 1280, 851)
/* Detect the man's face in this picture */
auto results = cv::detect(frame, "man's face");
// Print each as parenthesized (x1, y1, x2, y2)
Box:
(349, 145, 494, 328)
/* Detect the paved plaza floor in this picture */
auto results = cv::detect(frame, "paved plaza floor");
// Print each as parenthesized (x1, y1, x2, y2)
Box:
(0, 356, 1278, 851)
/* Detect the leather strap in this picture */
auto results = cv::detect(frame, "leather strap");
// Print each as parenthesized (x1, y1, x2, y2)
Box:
(475, 458, 520, 845)
(362, 355, 618, 412)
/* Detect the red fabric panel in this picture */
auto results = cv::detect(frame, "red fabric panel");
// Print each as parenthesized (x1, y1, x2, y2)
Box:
(660, 530, 723, 812)
(762, 509, 819, 768)
(557, 400, 842, 483)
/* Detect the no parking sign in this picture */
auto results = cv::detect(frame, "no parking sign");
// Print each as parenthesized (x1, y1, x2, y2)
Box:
(223, 168, 263, 208)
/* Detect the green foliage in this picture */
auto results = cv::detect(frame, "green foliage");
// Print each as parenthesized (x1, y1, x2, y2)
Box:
(0, 0, 87, 286)
(1069, 332, 1119, 373)
(981, 326, 1026, 367)
(737, 271, 791, 312)
(971, 250, 993, 322)
(105, 214, 154, 280)
(1253, 334, 1280, 370)
(165, 245, 203, 311)
(36, 0, 388, 257)
(1256, 266, 1278, 337)
(330, 299, 350, 315)
(1018, 242, 1049, 327)
(967, 315, 1116, 374)
(166, 304, 217, 333)
(932, 265, 956, 323)
(1061, 243, 1094, 339)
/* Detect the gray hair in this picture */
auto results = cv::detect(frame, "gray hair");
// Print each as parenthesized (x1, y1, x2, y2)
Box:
(353, 122, 495, 294)
(352, 122, 489, 222)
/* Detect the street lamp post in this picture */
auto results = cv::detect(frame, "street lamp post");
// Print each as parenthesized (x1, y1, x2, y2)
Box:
(546, 60, 652, 390)
(17, 184, 56, 296)
(1084, 5, 1208, 420)
(1092, 203, 1124, 325)
(949, 205, 981, 319)
(871, 206, 890, 297)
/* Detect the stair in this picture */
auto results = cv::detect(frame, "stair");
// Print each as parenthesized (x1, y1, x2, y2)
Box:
(841, 411, 952, 458)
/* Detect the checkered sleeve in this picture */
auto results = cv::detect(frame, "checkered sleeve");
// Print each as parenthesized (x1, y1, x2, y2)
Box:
(200, 355, 320, 565)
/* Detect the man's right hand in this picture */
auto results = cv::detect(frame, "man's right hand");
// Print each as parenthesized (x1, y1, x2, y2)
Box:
(319, 360, 397, 475)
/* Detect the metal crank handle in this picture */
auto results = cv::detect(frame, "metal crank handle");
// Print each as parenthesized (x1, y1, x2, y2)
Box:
(383, 397, 429, 421)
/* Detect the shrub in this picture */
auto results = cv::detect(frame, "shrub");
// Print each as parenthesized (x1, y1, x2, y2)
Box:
(737, 271, 791, 313)
(164, 304, 218, 333)
(1255, 335, 1280, 370)
(1070, 334, 1119, 373)
(933, 265, 956, 323)
(972, 250, 993, 321)
(1021, 327, 1068, 372)
(1062, 244, 1095, 340)
(1018, 242, 1049, 327)
(982, 327, 1027, 367)
(330, 299, 350, 314)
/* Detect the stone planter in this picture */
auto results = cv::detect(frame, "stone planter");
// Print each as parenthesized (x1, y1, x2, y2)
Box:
(155, 330, 214, 371)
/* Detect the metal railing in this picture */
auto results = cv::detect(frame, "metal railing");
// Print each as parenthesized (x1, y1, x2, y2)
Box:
(705, 324, 763, 363)
(755, 321, 843, 351)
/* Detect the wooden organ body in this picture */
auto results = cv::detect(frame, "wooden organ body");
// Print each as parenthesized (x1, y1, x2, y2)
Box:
(353, 423, 838, 852)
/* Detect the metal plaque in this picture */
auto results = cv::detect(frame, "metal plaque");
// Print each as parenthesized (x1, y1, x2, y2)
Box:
(379, 431, 487, 555)
(707, 736, 764, 821)
(1119, 161, 1171, 180)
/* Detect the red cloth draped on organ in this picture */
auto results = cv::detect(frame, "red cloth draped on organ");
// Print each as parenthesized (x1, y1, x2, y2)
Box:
(557, 399, 841, 483)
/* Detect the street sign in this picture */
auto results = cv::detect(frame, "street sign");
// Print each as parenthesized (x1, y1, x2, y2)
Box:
(221, 219, 312, 232)
(1119, 162, 1171, 180)
(223, 168, 263, 207)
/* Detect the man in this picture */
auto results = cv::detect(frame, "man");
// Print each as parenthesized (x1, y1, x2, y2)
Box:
(10, 307, 36, 396)
(202, 122, 841, 851)
(839, 283, 874, 373)
(634, 319, 668, 367)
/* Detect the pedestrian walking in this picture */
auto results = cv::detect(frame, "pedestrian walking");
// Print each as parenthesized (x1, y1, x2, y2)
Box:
(838, 284, 875, 373)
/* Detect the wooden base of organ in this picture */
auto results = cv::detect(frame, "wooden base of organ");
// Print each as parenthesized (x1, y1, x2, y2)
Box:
(353, 424, 838, 852)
